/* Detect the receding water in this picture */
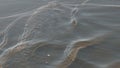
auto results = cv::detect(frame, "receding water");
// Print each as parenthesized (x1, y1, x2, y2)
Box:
(0, 0, 120, 68)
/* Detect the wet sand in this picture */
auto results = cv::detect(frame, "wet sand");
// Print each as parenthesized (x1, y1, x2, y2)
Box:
(0, 0, 120, 68)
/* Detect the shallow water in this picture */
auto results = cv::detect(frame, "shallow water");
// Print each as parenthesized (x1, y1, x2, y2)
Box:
(0, 0, 120, 68)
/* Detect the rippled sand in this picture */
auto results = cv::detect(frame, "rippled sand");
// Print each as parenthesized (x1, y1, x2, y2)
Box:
(0, 0, 120, 68)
